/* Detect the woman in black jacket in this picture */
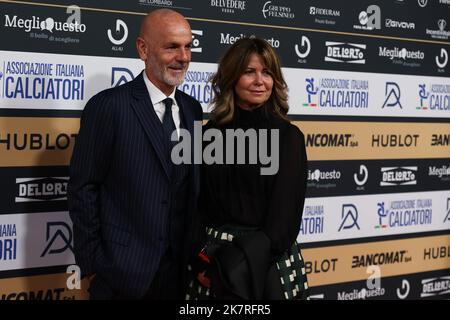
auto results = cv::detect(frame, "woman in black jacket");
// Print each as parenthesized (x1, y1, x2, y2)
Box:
(187, 37, 309, 300)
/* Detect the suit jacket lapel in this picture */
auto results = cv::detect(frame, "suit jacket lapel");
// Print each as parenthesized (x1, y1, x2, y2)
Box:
(130, 73, 171, 179)
(175, 91, 201, 198)
(175, 91, 194, 135)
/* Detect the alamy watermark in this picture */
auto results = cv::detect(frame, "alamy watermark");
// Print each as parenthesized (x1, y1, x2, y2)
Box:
(170, 121, 280, 175)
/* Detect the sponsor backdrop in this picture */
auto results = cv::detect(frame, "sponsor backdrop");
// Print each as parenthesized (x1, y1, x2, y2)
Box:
(0, 0, 449, 300)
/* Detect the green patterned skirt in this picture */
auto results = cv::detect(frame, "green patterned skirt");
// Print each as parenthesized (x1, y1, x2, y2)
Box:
(186, 225, 310, 300)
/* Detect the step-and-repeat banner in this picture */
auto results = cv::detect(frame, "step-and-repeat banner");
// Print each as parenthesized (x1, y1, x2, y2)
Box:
(0, 0, 449, 300)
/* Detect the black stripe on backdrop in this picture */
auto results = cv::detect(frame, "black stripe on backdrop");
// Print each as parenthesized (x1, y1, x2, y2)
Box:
(0, 1, 448, 77)
(308, 268, 450, 300)
(0, 158, 448, 214)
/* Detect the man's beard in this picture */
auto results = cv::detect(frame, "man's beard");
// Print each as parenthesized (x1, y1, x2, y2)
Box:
(149, 57, 188, 87)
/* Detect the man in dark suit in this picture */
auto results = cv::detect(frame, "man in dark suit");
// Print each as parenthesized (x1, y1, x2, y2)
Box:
(68, 9, 202, 299)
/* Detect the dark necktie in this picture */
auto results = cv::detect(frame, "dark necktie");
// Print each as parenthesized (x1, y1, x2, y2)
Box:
(162, 98, 178, 143)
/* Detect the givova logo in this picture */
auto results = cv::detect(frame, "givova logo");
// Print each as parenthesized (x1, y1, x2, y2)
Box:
(40, 221, 73, 257)
(0, 223, 17, 261)
(15, 177, 68, 203)
(421, 276, 450, 298)
(385, 19, 415, 30)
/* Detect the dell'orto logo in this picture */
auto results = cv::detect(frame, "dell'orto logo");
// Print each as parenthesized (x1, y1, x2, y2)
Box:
(355, 5, 381, 30)
(382, 82, 402, 109)
(325, 42, 366, 64)
(418, 0, 428, 7)
(338, 204, 360, 231)
(40, 221, 73, 257)
(107, 19, 128, 46)
(191, 30, 203, 53)
(111, 67, 135, 87)
(15, 177, 69, 203)
(421, 276, 450, 297)
(436, 48, 448, 68)
(380, 167, 417, 186)
(295, 36, 311, 59)
(354, 165, 368, 186)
